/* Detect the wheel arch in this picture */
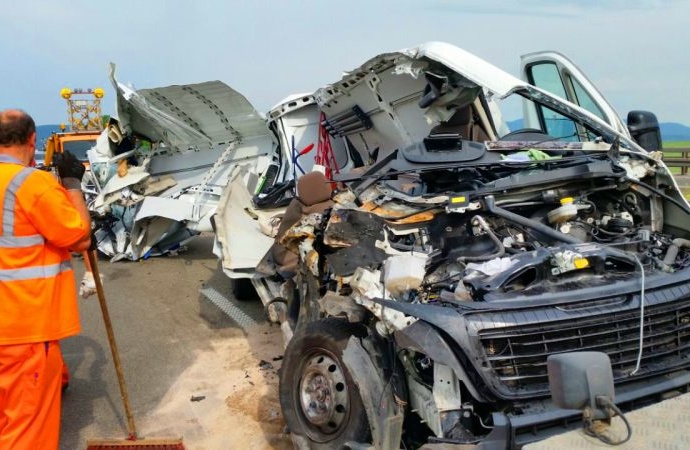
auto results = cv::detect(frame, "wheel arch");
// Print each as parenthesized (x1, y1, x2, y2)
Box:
(394, 320, 487, 402)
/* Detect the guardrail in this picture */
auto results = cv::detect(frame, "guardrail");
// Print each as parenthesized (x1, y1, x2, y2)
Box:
(663, 147, 690, 175)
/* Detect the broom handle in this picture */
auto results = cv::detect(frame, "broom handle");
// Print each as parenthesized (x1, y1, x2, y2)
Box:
(86, 250, 138, 439)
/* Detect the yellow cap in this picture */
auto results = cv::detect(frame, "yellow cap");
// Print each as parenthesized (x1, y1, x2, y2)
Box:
(60, 88, 72, 99)
(560, 197, 574, 205)
(93, 88, 105, 98)
(573, 257, 589, 269)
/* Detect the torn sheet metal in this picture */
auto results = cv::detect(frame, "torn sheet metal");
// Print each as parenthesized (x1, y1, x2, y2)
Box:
(213, 169, 277, 273)
(323, 210, 388, 276)
(342, 336, 404, 450)
(88, 65, 276, 260)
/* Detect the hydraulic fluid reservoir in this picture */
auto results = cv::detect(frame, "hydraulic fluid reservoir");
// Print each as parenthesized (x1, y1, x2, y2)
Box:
(547, 197, 578, 224)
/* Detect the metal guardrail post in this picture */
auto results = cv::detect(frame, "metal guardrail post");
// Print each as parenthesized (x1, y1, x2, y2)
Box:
(662, 147, 690, 174)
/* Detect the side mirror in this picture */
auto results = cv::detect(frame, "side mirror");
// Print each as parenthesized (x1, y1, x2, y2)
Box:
(547, 352, 614, 420)
(627, 110, 662, 151)
(548, 352, 633, 444)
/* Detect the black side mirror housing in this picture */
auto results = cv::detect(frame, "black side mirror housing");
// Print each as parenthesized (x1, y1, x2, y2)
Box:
(627, 110, 662, 151)
(547, 352, 615, 420)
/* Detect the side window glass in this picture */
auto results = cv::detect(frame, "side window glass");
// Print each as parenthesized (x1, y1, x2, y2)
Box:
(528, 63, 578, 141)
(530, 63, 568, 99)
(539, 107, 578, 141)
(569, 76, 606, 121)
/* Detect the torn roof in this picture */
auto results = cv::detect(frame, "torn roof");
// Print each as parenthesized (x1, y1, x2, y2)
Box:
(108, 63, 269, 152)
(314, 41, 531, 106)
(404, 41, 530, 98)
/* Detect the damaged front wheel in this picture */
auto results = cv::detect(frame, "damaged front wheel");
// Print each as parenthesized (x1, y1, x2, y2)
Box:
(279, 319, 371, 448)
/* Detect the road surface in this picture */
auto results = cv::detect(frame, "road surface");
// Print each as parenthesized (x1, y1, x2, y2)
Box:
(60, 233, 291, 449)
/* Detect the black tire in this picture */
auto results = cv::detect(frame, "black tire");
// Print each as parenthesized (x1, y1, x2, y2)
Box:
(279, 319, 371, 449)
(231, 278, 256, 301)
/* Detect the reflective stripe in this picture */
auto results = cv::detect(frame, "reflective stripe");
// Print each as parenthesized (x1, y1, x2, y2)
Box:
(2, 167, 34, 236)
(1, 162, 65, 280)
(0, 155, 24, 165)
(0, 234, 44, 248)
(0, 260, 73, 282)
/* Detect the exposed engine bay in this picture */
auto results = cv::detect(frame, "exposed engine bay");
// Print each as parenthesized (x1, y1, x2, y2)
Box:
(285, 143, 689, 308)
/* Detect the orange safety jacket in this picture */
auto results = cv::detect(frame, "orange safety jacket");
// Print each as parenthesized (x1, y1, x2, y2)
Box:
(0, 155, 88, 345)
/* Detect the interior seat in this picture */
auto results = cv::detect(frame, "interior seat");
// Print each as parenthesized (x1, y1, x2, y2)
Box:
(271, 171, 334, 277)
(429, 106, 490, 142)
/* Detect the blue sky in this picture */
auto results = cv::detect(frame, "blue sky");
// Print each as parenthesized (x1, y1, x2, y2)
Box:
(1, 0, 688, 126)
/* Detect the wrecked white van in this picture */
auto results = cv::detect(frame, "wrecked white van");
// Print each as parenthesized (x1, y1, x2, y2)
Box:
(89, 42, 690, 449)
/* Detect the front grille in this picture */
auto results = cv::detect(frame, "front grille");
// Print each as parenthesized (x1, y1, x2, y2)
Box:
(475, 287, 690, 397)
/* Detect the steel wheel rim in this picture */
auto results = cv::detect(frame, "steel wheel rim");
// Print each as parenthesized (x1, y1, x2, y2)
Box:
(298, 352, 350, 438)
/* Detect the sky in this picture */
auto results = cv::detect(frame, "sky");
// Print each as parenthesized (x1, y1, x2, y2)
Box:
(1, 0, 688, 127)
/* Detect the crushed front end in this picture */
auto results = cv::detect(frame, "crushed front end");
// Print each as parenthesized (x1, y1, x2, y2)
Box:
(277, 138, 690, 448)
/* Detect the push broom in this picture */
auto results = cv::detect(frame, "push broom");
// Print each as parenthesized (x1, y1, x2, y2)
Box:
(85, 250, 184, 450)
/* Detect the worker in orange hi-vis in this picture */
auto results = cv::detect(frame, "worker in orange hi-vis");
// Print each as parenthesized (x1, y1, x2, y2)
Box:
(0, 110, 91, 449)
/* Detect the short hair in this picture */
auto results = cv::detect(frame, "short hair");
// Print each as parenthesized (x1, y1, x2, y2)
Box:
(0, 110, 36, 147)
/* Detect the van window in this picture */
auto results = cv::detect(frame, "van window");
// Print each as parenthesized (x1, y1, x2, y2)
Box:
(569, 75, 606, 121)
(528, 63, 578, 140)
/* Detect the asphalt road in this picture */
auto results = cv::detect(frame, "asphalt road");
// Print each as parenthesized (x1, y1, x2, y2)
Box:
(59, 233, 289, 449)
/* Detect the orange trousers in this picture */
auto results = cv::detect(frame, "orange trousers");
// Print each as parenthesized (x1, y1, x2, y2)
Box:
(0, 341, 62, 450)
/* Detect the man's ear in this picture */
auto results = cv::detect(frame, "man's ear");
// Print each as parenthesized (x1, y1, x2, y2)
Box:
(28, 132, 36, 148)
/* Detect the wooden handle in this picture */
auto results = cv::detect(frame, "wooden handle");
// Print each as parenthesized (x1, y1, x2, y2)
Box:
(86, 250, 138, 439)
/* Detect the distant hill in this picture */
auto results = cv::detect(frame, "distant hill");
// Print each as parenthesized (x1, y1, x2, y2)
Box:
(505, 119, 690, 142)
(660, 122, 690, 142)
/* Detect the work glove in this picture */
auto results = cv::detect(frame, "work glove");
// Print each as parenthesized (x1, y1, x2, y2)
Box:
(53, 150, 85, 189)
(79, 271, 96, 298)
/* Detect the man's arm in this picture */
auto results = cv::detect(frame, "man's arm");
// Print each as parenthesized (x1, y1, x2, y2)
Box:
(27, 151, 91, 250)
(64, 188, 91, 252)
(54, 150, 91, 251)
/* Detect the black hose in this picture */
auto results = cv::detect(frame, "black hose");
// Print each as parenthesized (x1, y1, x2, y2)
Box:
(458, 215, 505, 262)
(483, 195, 581, 244)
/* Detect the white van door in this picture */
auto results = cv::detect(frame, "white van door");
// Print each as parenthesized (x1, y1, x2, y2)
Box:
(520, 51, 629, 137)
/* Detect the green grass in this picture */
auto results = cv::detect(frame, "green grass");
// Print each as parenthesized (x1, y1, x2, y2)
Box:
(664, 141, 690, 148)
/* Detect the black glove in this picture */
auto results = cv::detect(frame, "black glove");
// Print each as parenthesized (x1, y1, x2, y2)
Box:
(53, 150, 86, 185)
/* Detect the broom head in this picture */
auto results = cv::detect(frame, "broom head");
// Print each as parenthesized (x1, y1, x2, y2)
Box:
(86, 437, 184, 449)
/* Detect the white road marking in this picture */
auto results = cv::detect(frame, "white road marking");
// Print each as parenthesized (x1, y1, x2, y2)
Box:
(200, 286, 259, 329)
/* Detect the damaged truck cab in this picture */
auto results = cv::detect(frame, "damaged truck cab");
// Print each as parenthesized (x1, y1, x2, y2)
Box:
(218, 43, 690, 449)
(91, 42, 689, 449)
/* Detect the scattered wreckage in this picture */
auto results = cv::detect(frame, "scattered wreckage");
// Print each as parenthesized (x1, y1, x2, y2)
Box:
(84, 63, 277, 260)
(87, 43, 690, 449)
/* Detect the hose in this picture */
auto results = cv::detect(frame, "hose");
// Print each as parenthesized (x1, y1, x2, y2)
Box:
(458, 215, 505, 262)
(483, 195, 581, 244)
